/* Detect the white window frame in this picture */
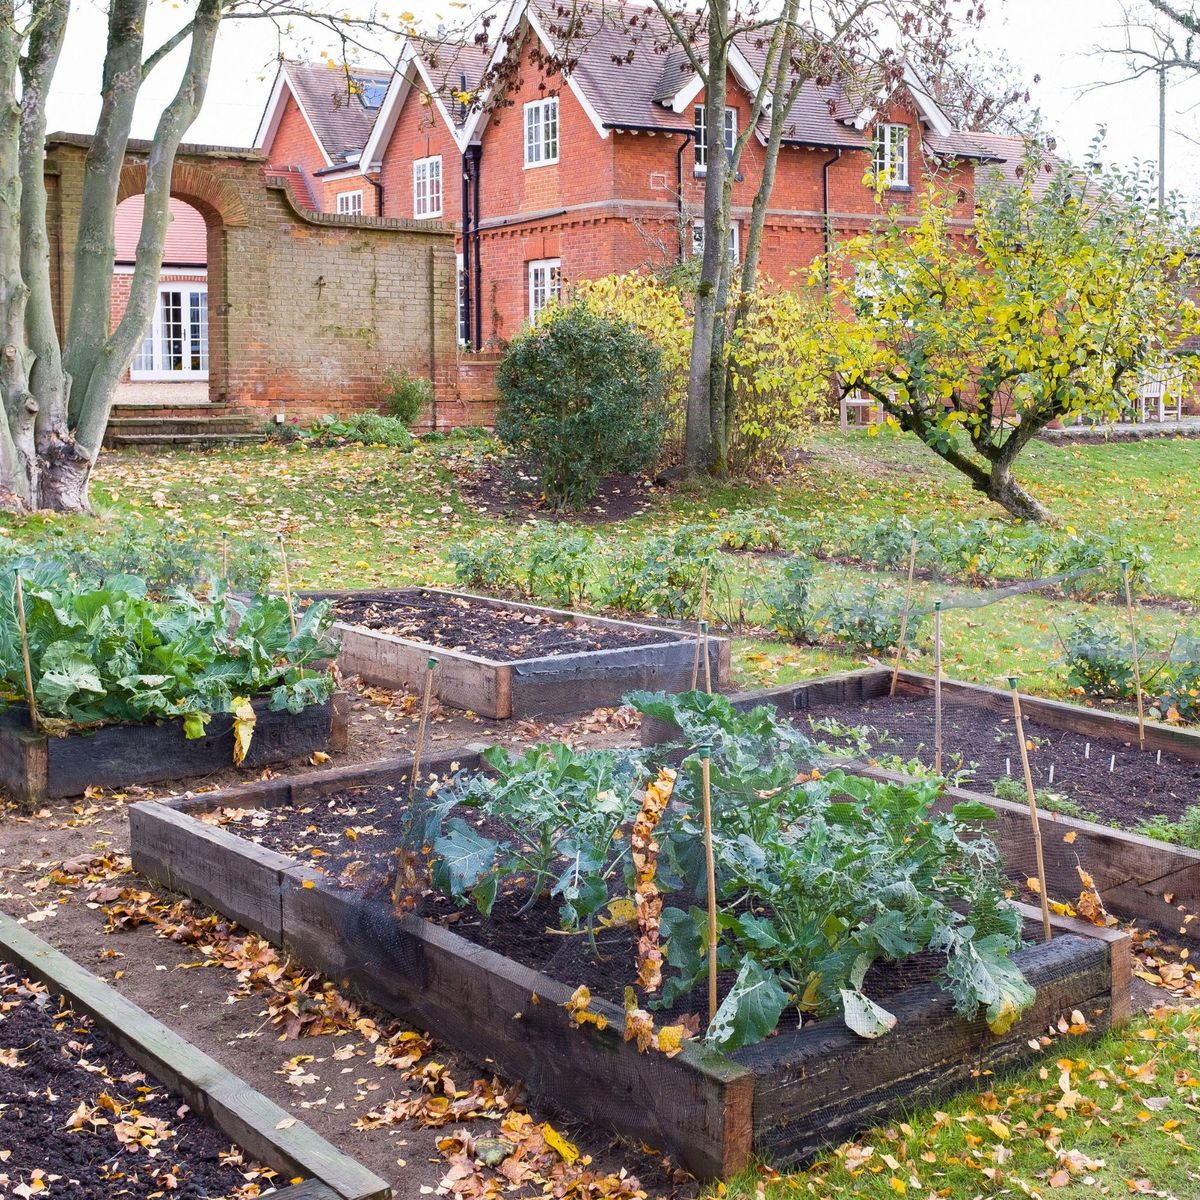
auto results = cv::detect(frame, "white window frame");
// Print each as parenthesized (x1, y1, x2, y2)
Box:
(691, 219, 740, 263)
(412, 155, 443, 219)
(335, 189, 364, 216)
(524, 97, 560, 167)
(528, 258, 562, 319)
(131, 282, 209, 381)
(872, 123, 910, 188)
(694, 105, 737, 174)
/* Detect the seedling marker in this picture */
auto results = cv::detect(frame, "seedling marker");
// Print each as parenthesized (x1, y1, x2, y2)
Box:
(890, 538, 918, 697)
(1048, 762, 1055, 785)
(698, 745, 718, 1024)
(1121, 560, 1146, 750)
(1085, 742, 1091, 760)
(1157, 749, 1163, 766)
(13, 572, 38, 732)
(933, 601, 943, 776)
(1109, 753, 1116, 773)
(410, 656, 438, 796)
(278, 534, 297, 639)
(1005, 756, 1011, 776)
(1009, 677, 1051, 943)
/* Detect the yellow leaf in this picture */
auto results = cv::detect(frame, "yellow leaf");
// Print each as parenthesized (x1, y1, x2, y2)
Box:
(542, 1124, 579, 1164)
(888, 1177, 906, 1194)
(231, 696, 256, 766)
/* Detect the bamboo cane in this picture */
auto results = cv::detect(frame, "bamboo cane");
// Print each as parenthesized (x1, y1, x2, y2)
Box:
(699, 745, 719, 1024)
(890, 538, 919, 697)
(278, 534, 297, 639)
(13, 573, 38, 732)
(1121, 559, 1146, 750)
(221, 532, 229, 583)
(701, 618, 712, 694)
(410, 656, 438, 796)
(933, 600, 943, 776)
(1009, 676, 1052, 943)
(691, 566, 709, 690)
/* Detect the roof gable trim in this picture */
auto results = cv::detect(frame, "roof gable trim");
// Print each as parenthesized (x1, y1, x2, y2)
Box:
(255, 65, 335, 167)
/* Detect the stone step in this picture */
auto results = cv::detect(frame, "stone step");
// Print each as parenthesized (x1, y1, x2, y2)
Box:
(108, 416, 260, 434)
(107, 431, 265, 448)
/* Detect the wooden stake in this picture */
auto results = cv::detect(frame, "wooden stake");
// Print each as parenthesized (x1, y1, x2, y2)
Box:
(701, 619, 712, 694)
(691, 567, 709, 690)
(410, 656, 438, 796)
(699, 746, 719, 1024)
(221, 533, 229, 583)
(278, 534, 297, 639)
(1121, 559, 1146, 750)
(1009, 677, 1052, 943)
(13, 573, 38, 732)
(890, 538, 918, 697)
(933, 600, 943, 776)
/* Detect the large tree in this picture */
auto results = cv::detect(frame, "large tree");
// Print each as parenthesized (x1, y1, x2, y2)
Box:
(0, 0, 441, 514)
(815, 150, 1199, 520)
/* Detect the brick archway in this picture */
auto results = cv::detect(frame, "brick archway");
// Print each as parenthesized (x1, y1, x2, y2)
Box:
(116, 160, 250, 229)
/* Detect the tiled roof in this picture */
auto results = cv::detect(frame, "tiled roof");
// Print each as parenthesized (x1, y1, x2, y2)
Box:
(285, 60, 391, 161)
(923, 129, 1008, 164)
(412, 35, 491, 116)
(114, 195, 207, 267)
(968, 132, 1064, 195)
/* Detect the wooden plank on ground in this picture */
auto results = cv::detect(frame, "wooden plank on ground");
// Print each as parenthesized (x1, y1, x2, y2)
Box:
(0, 910, 389, 1200)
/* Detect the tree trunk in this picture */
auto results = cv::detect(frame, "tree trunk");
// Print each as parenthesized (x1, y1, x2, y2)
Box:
(985, 458, 1052, 521)
(0, 6, 34, 511)
(682, 0, 729, 475)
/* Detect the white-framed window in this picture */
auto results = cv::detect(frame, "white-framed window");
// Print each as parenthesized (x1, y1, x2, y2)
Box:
(412, 156, 443, 218)
(694, 104, 737, 172)
(524, 97, 559, 167)
(457, 252, 470, 346)
(132, 283, 208, 381)
(336, 190, 364, 216)
(691, 219, 740, 263)
(528, 258, 562, 318)
(872, 123, 910, 187)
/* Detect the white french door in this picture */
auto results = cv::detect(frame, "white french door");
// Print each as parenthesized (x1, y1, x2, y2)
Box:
(132, 283, 208, 380)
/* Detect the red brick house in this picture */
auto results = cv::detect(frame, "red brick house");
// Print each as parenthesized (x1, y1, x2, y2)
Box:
(257, 2, 1019, 349)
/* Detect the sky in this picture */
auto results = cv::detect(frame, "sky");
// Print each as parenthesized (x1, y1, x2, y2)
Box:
(43, 0, 1200, 204)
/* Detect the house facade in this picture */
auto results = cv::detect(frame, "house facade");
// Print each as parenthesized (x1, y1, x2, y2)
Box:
(256, 2, 1019, 350)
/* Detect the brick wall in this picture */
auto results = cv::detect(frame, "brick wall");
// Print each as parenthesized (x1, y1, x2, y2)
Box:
(46, 137, 462, 427)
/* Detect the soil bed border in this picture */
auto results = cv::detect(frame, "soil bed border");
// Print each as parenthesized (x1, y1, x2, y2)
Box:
(655, 667, 1200, 942)
(309, 587, 730, 719)
(0, 693, 345, 806)
(0, 908, 389, 1200)
(130, 749, 1128, 1179)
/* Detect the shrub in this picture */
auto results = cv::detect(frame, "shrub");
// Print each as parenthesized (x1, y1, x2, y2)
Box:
(820, 583, 910, 654)
(763, 557, 819, 642)
(522, 523, 597, 607)
(716, 507, 798, 552)
(1062, 619, 1137, 700)
(496, 305, 667, 509)
(307, 412, 414, 449)
(449, 529, 524, 595)
(382, 368, 433, 425)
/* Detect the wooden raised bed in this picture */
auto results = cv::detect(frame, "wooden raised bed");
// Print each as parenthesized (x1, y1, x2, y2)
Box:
(0, 909, 389, 1200)
(0, 693, 344, 807)
(311, 587, 730, 719)
(130, 750, 1130, 1179)
(661, 667, 1200, 941)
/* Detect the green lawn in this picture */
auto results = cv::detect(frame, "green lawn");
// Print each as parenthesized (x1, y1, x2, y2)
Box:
(6, 426, 1192, 700)
(717, 1006, 1200, 1200)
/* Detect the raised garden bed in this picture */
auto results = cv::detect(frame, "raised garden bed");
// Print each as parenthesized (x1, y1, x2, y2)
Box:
(683, 668, 1200, 940)
(130, 750, 1130, 1179)
(311, 587, 729, 719)
(0, 693, 343, 806)
(0, 909, 388, 1200)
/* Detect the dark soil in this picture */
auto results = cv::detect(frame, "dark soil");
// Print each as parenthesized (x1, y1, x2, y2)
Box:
(330, 589, 676, 661)
(0, 965, 272, 1199)
(203, 781, 1001, 1032)
(807, 693, 1200, 828)
(461, 459, 659, 523)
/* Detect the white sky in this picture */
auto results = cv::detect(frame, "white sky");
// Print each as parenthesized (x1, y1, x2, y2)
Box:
(44, 0, 1200, 204)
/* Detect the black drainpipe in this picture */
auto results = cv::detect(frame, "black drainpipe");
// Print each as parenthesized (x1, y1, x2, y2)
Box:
(675, 129, 695, 261)
(366, 172, 384, 216)
(821, 148, 842, 283)
(460, 150, 471, 347)
(467, 143, 483, 349)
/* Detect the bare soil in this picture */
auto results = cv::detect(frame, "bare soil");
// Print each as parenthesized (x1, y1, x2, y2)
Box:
(459, 459, 658, 523)
(330, 590, 675, 661)
(0, 682, 675, 1200)
(806, 694, 1200, 828)
(0, 964, 270, 1199)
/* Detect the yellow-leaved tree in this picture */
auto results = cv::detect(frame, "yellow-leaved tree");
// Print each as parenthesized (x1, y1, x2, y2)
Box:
(816, 150, 1200, 520)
